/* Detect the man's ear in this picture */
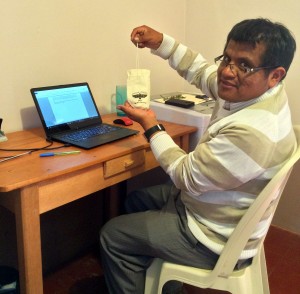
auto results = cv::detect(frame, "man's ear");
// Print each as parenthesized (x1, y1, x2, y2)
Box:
(268, 67, 286, 88)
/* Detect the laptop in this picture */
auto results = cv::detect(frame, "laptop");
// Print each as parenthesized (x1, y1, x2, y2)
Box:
(31, 82, 139, 149)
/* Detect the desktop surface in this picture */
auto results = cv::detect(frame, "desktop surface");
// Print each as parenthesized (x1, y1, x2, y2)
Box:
(0, 114, 195, 192)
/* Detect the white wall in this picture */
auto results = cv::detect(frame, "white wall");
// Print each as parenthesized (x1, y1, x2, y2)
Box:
(3, 1, 298, 129)
(0, 0, 186, 132)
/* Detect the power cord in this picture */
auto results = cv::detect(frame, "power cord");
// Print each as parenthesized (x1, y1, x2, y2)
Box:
(0, 139, 72, 162)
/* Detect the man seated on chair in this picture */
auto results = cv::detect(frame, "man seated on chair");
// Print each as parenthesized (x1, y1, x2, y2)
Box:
(100, 18, 297, 294)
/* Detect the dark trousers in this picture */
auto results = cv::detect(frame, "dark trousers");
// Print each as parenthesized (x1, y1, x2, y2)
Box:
(99, 183, 221, 294)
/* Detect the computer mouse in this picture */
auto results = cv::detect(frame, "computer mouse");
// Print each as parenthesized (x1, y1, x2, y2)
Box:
(113, 117, 133, 126)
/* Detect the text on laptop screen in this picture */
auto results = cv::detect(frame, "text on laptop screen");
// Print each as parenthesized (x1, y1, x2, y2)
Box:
(33, 85, 98, 128)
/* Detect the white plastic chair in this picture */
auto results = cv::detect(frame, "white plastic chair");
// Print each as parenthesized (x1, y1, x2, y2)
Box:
(145, 126, 300, 294)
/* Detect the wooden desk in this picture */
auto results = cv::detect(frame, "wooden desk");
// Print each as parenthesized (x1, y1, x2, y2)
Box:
(0, 113, 196, 294)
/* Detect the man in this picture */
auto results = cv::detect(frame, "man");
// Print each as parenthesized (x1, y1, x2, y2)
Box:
(100, 18, 296, 293)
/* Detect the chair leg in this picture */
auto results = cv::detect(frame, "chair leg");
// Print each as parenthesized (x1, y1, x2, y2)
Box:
(144, 259, 164, 294)
(259, 246, 270, 294)
(226, 247, 270, 294)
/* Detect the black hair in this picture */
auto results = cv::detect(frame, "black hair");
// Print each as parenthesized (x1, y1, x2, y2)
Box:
(225, 18, 296, 77)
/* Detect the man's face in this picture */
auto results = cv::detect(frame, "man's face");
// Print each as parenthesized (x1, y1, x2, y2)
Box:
(217, 40, 274, 102)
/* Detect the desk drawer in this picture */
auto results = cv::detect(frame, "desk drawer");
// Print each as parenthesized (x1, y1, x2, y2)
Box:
(104, 150, 145, 178)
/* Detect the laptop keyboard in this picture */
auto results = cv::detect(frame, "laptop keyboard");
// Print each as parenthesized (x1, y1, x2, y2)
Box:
(61, 125, 119, 142)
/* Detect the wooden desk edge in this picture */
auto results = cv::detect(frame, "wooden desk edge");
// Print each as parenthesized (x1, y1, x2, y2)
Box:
(0, 119, 197, 193)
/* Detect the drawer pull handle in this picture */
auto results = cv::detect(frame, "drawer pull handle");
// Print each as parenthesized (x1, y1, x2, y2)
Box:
(124, 160, 134, 168)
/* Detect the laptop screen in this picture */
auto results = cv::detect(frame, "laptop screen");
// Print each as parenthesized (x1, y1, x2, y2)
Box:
(32, 83, 100, 128)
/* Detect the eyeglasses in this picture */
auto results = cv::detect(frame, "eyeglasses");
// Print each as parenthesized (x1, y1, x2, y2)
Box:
(214, 55, 279, 76)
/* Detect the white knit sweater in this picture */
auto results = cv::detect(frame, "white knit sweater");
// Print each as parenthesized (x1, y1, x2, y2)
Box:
(149, 34, 296, 259)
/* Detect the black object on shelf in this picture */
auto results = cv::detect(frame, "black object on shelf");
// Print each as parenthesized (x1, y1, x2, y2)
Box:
(165, 98, 195, 108)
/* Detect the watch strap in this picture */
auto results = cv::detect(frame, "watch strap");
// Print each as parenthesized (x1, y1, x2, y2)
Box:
(144, 124, 165, 142)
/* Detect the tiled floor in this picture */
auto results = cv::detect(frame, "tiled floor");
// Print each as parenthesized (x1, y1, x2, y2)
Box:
(43, 225, 300, 294)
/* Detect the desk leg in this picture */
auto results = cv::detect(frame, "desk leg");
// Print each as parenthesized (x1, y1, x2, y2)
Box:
(104, 181, 127, 221)
(15, 185, 43, 294)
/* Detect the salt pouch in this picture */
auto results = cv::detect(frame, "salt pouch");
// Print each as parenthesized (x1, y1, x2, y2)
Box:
(127, 69, 150, 109)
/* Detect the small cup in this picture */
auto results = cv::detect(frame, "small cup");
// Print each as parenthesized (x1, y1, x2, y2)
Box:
(116, 85, 127, 116)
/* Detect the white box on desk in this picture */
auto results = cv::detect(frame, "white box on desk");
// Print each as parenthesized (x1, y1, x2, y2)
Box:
(150, 92, 214, 150)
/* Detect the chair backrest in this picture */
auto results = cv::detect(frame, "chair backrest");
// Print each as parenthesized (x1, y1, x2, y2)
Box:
(213, 125, 300, 279)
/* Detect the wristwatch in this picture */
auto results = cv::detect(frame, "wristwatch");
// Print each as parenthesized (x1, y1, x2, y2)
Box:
(144, 124, 165, 142)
